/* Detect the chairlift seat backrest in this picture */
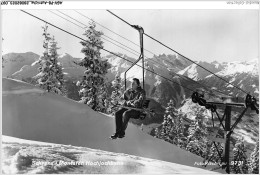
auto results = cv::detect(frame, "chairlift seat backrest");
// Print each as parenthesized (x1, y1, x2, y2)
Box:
(142, 100, 150, 109)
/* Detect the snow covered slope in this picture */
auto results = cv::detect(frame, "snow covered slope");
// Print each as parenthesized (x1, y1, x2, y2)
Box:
(2, 78, 218, 173)
(2, 135, 218, 174)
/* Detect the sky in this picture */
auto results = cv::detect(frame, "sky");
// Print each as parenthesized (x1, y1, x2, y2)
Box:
(2, 8, 259, 63)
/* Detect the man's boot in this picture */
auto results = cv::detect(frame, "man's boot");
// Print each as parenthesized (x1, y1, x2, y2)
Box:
(117, 131, 125, 138)
(110, 133, 119, 139)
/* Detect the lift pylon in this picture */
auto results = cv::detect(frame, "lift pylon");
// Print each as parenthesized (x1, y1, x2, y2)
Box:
(191, 91, 257, 174)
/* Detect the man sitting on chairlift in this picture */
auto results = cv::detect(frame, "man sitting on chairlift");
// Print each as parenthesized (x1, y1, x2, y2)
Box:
(110, 78, 146, 139)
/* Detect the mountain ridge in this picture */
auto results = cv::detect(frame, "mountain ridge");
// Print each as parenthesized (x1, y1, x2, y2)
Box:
(3, 51, 258, 103)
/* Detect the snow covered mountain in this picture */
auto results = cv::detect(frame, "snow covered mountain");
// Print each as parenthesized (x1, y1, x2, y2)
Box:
(2, 52, 39, 77)
(8, 53, 85, 80)
(202, 59, 259, 98)
(178, 61, 224, 81)
(3, 51, 258, 106)
(106, 53, 195, 107)
(177, 59, 259, 98)
(106, 54, 259, 108)
(107, 53, 191, 82)
(2, 78, 221, 173)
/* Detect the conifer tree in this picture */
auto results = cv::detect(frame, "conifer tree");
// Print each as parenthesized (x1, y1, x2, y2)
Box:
(231, 138, 248, 174)
(164, 100, 177, 141)
(186, 107, 208, 157)
(76, 21, 111, 111)
(172, 115, 186, 148)
(166, 105, 185, 147)
(203, 139, 220, 162)
(2, 38, 4, 68)
(48, 36, 66, 95)
(205, 143, 224, 165)
(186, 120, 201, 156)
(155, 99, 187, 147)
(109, 72, 123, 113)
(34, 24, 66, 95)
(248, 139, 259, 174)
(157, 100, 178, 144)
(158, 114, 171, 141)
(165, 100, 178, 119)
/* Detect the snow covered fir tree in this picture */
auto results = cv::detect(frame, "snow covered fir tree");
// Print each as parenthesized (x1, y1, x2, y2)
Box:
(2, 37, 4, 68)
(168, 107, 185, 147)
(248, 139, 259, 174)
(151, 97, 259, 174)
(186, 107, 209, 158)
(76, 21, 111, 112)
(34, 24, 66, 96)
(230, 138, 249, 174)
(155, 100, 186, 147)
(155, 100, 174, 141)
(109, 72, 124, 114)
(158, 112, 173, 142)
(204, 142, 224, 166)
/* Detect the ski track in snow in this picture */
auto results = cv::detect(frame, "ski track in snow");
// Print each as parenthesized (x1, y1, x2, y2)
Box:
(2, 88, 45, 96)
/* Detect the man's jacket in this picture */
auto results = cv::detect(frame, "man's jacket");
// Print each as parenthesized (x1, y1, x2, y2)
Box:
(123, 86, 146, 109)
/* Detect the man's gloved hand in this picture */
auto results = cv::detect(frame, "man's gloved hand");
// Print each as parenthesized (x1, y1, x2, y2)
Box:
(126, 101, 134, 107)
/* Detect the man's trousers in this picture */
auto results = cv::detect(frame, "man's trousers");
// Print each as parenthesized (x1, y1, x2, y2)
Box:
(114, 108, 140, 135)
